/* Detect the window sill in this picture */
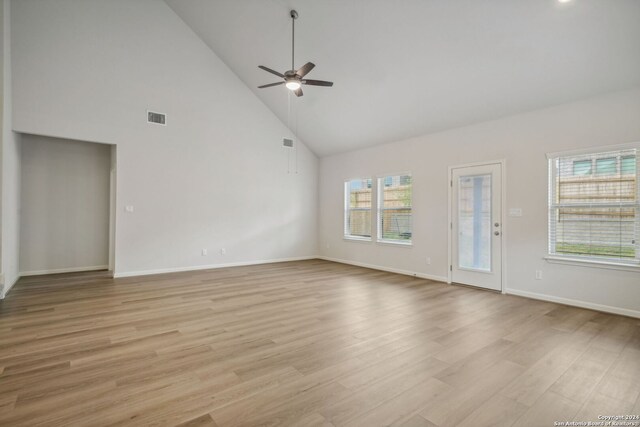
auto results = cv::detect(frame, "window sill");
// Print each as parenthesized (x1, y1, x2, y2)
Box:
(343, 236, 372, 243)
(544, 255, 640, 272)
(377, 239, 413, 247)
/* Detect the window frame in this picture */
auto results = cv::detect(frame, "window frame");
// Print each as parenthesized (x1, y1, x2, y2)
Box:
(376, 172, 413, 246)
(344, 178, 373, 242)
(546, 143, 640, 269)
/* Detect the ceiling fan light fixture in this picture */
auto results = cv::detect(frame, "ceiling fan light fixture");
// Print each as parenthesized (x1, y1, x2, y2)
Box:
(257, 10, 333, 97)
(285, 80, 301, 91)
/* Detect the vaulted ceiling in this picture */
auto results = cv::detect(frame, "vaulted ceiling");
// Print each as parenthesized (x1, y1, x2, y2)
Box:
(166, 0, 640, 156)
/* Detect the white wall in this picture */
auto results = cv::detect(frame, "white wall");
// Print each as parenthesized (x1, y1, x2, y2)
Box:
(10, 0, 318, 277)
(319, 88, 640, 316)
(19, 135, 111, 275)
(1, 0, 20, 298)
(1, 0, 4, 293)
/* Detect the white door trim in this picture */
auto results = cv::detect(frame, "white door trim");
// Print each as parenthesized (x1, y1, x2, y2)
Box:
(108, 145, 117, 278)
(447, 159, 507, 293)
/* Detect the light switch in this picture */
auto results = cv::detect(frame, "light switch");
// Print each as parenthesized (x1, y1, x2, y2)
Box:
(508, 208, 522, 217)
(125, 205, 134, 213)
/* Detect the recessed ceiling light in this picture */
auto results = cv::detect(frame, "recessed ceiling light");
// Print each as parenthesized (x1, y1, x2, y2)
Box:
(558, 0, 573, 3)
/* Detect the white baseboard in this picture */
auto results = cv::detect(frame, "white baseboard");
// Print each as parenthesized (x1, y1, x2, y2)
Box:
(505, 288, 640, 319)
(113, 256, 318, 278)
(318, 256, 448, 283)
(319, 258, 638, 318)
(0, 274, 21, 299)
(13, 258, 637, 319)
(20, 265, 109, 277)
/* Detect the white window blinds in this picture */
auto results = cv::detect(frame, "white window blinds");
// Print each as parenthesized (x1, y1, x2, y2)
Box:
(548, 148, 638, 264)
(377, 174, 412, 243)
(344, 179, 372, 239)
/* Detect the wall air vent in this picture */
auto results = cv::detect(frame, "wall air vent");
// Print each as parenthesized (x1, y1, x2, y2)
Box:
(147, 111, 166, 125)
(283, 138, 294, 147)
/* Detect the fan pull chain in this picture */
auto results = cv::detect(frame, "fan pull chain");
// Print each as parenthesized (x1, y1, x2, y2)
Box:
(295, 94, 298, 174)
(287, 90, 291, 174)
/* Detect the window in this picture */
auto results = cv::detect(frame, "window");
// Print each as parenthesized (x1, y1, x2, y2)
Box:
(622, 156, 636, 175)
(573, 160, 592, 176)
(595, 157, 616, 175)
(549, 148, 638, 265)
(344, 178, 372, 239)
(377, 174, 412, 243)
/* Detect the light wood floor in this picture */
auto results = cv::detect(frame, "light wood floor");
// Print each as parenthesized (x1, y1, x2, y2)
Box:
(0, 260, 638, 426)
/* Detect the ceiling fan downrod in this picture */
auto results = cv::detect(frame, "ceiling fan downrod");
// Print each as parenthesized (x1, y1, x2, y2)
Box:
(290, 10, 298, 72)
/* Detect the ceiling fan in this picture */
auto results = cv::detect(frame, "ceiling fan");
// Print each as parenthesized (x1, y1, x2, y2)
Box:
(258, 10, 333, 97)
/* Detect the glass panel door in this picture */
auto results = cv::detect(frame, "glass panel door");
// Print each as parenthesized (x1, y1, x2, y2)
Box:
(458, 174, 492, 272)
(451, 163, 502, 291)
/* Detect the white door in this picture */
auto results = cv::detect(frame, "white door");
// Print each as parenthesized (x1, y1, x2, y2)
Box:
(451, 163, 502, 291)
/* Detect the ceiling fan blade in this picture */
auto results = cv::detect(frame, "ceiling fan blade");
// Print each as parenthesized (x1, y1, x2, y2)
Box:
(302, 79, 333, 87)
(258, 81, 285, 89)
(296, 62, 315, 78)
(294, 87, 303, 97)
(258, 65, 285, 78)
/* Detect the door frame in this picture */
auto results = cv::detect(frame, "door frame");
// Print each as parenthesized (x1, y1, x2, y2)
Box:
(447, 159, 507, 293)
(108, 144, 117, 277)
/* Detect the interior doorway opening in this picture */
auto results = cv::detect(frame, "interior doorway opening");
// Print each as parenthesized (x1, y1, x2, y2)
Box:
(19, 134, 117, 277)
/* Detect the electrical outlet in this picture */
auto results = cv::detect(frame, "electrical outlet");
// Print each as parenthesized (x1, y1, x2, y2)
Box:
(220, 248, 226, 255)
(201, 249, 207, 256)
(326, 243, 330, 249)
(535, 270, 543, 280)
(426, 257, 431, 265)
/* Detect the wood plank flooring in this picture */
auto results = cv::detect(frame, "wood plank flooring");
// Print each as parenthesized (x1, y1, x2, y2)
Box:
(0, 259, 638, 426)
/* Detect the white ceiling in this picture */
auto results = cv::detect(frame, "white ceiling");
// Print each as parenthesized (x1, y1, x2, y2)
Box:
(166, 0, 640, 157)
